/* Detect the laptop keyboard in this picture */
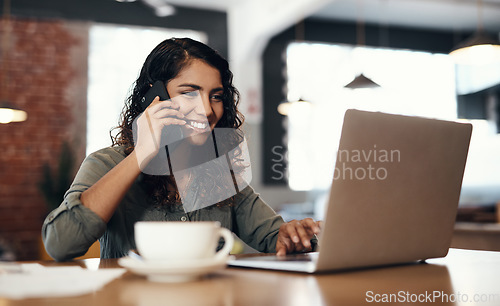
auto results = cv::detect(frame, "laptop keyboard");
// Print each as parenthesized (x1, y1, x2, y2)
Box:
(266, 252, 318, 262)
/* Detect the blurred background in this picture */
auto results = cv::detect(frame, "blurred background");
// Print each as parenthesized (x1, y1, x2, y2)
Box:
(1, 0, 499, 260)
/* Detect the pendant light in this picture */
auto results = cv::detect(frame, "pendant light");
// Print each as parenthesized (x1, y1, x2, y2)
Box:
(277, 20, 312, 116)
(0, 102, 27, 124)
(277, 98, 311, 116)
(344, 73, 380, 89)
(449, 0, 500, 65)
(1, 0, 27, 124)
(344, 0, 380, 89)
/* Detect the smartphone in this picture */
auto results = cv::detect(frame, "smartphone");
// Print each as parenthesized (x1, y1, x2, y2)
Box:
(140, 80, 184, 158)
(139, 80, 170, 112)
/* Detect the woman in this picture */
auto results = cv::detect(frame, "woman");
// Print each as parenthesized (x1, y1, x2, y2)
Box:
(42, 38, 320, 261)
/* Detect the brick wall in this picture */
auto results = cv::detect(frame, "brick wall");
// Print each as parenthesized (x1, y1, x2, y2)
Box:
(0, 18, 88, 260)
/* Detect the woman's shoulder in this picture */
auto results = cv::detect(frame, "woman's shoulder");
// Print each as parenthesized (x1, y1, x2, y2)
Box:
(89, 146, 127, 158)
(84, 146, 128, 168)
(68, 146, 131, 194)
(233, 185, 260, 205)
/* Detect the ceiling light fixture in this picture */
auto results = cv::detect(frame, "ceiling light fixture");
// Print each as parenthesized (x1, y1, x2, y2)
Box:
(277, 98, 311, 116)
(449, 0, 500, 65)
(1, 0, 27, 124)
(141, 0, 176, 17)
(344, 0, 380, 90)
(0, 102, 27, 124)
(277, 20, 313, 116)
(344, 73, 380, 89)
(154, 5, 176, 17)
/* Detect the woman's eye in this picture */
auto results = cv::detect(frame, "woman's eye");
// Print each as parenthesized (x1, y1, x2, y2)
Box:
(211, 94, 223, 102)
(182, 91, 199, 98)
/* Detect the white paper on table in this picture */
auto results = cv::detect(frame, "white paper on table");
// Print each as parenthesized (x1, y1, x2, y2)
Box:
(0, 263, 126, 300)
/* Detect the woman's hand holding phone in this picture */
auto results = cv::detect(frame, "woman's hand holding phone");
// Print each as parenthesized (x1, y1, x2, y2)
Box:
(134, 96, 186, 168)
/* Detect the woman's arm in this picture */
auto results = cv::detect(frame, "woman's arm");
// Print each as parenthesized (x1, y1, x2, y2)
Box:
(82, 97, 185, 222)
(43, 97, 185, 260)
(80, 151, 141, 222)
(233, 186, 321, 255)
(233, 186, 285, 253)
(42, 147, 129, 261)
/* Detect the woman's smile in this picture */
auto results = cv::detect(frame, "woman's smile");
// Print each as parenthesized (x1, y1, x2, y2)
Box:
(184, 119, 209, 132)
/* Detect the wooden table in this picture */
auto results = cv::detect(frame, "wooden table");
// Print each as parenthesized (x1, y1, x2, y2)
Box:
(2, 248, 500, 306)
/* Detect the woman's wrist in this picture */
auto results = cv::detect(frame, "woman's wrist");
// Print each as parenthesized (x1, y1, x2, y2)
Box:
(133, 144, 158, 171)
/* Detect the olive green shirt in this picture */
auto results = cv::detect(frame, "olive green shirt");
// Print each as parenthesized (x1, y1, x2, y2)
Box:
(42, 146, 284, 261)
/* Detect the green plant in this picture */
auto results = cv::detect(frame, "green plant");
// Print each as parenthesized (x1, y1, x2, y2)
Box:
(39, 141, 75, 213)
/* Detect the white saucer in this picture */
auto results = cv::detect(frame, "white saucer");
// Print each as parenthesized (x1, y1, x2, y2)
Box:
(118, 255, 230, 283)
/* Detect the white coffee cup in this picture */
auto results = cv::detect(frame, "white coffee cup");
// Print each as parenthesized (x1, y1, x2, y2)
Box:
(134, 221, 234, 262)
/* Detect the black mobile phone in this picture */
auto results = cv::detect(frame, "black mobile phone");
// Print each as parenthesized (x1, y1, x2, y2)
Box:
(140, 80, 184, 158)
(139, 80, 170, 112)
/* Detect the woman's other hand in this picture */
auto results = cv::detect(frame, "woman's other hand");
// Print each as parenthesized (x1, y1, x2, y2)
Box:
(276, 218, 322, 256)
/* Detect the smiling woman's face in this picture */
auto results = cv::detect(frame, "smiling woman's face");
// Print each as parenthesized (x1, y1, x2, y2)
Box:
(167, 59, 224, 146)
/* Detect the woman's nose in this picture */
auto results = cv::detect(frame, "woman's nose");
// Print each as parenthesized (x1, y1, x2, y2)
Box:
(195, 94, 213, 117)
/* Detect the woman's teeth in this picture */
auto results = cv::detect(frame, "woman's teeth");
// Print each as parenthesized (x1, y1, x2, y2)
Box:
(188, 121, 207, 129)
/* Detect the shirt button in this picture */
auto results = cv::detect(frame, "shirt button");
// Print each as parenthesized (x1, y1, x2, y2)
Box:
(180, 216, 187, 222)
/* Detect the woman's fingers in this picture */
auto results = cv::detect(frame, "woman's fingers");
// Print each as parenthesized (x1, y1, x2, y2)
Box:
(276, 235, 293, 256)
(143, 98, 185, 128)
(283, 222, 300, 244)
(276, 218, 323, 255)
(278, 221, 308, 253)
(153, 108, 184, 120)
(162, 118, 186, 126)
(148, 99, 179, 113)
(146, 99, 185, 129)
(316, 221, 323, 232)
(276, 224, 293, 256)
(146, 96, 162, 110)
(293, 221, 311, 248)
(302, 218, 321, 235)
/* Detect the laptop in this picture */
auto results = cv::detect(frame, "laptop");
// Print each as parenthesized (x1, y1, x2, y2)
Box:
(228, 109, 472, 273)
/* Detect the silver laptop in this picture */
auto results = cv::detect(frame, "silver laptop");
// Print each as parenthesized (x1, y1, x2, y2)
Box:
(228, 109, 472, 273)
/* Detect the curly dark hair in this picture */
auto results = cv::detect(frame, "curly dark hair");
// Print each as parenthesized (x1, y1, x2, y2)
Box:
(111, 38, 244, 207)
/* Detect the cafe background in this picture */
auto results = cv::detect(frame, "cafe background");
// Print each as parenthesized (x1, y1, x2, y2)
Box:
(1, 0, 499, 260)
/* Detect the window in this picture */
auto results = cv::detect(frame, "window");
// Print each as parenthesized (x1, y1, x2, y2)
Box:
(285, 42, 457, 191)
(287, 41, 500, 207)
(87, 24, 206, 155)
